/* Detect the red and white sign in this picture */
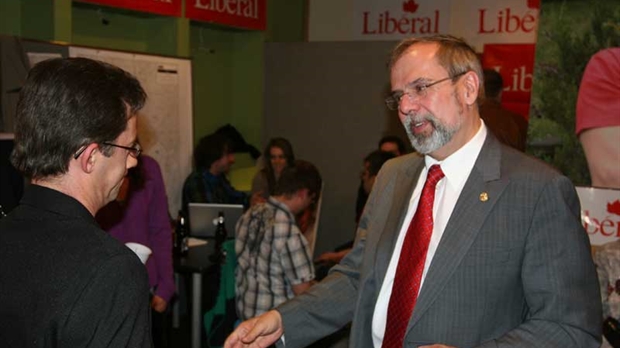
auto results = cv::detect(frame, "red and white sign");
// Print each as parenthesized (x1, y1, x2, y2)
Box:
(308, 0, 540, 52)
(451, 0, 539, 51)
(186, 0, 266, 31)
(577, 187, 620, 246)
(75, 0, 182, 17)
(355, 0, 452, 40)
(482, 43, 535, 120)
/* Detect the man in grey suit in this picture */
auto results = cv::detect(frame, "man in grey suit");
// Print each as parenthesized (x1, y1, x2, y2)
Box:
(225, 35, 601, 348)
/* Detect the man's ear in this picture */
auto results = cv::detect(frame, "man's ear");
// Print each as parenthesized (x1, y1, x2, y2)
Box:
(78, 143, 100, 174)
(461, 71, 480, 106)
(296, 188, 309, 200)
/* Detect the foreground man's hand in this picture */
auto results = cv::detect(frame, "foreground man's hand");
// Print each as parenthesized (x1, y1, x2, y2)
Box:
(225, 310, 284, 348)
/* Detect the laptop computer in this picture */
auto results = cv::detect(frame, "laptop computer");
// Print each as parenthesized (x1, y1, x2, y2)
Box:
(188, 203, 244, 239)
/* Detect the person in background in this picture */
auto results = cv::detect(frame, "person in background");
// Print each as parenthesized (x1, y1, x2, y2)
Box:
(316, 150, 395, 268)
(576, 47, 620, 189)
(250, 137, 295, 206)
(225, 34, 600, 348)
(96, 154, 174, 347)
(182, 133, 248, 212)
(378, 135, 407, 156)
(356, 136, 407, 224)
(251, 137, 318, 238)
(0, 57, 151, 346)
(235, 160, 322, 320)
(479, 69, 527, 152)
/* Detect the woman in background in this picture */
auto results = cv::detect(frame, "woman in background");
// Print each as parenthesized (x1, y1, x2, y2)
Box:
(249, 137, 317, 234)
(250, 137, 296, 206)
(96, 154, 174, 347)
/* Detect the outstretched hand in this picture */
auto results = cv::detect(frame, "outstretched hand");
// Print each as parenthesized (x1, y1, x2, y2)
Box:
(225, 310, 284, 348)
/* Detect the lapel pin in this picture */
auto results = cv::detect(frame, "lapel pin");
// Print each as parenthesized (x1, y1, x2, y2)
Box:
(479, 192, 488, 202)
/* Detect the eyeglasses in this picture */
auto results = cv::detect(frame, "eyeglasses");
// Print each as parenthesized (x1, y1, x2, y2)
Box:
(103, 142, 142, 158)
(73, 142, 142, 159)
(385, 71, 467, 111)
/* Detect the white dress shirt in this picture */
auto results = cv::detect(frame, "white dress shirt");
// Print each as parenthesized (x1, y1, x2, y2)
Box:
(371, 122, 488, 347)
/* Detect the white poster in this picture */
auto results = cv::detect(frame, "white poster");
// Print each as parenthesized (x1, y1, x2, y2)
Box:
(69, 47, 193, 217)
(577, 186, 620, 246)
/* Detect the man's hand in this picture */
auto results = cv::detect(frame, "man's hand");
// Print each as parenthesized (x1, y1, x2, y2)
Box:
(151, 295, 167, 313)
(314, 251, 340, 264)
(314, 249, 350, 265)
(225, 310, 284, 348)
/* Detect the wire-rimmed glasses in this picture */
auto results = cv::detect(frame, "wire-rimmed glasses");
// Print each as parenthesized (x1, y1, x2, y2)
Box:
(73, 142, 142, 159)
(385, 71, 467, 111)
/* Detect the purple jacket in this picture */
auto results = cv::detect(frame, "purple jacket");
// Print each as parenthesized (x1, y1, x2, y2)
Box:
(97, 155, 175, 303)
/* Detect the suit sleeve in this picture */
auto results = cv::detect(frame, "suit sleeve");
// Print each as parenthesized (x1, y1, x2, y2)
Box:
(275, 162, 387, 347)
(478, 176, 602, 348)
(276, 237, 363, 347)
(59, 254, 152, 348)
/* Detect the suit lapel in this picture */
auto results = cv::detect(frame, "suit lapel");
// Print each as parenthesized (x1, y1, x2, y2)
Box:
(408, 134, 510, 329)
(374, 157, 425, 281)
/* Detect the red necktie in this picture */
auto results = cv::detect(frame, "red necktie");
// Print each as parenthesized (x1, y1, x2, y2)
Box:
(382, 164, 445, 348)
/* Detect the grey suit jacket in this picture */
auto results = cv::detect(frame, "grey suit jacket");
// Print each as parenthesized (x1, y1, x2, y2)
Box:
(278, 134, 601, 348)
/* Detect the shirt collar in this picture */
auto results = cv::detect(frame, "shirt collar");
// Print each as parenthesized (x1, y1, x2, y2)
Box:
(267, 196, 295, 217)
(424, 120, 487, 188)
(20, 184, 97, 225)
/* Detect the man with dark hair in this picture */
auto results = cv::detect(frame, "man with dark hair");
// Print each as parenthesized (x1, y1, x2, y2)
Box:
(226, 35, 600, 348)
(356, 139, 406, 224)
(317, 150, 395, 267)
(182, 133, 248, 212)
(480, 69, 528, 151)
(378, 135, 407, 156)
(235, 160, 321, 320)
(361, 150, 397, 198)
(0, 58, 152, 346)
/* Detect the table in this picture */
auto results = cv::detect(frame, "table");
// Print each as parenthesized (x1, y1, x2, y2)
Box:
(173, 241, 219, 348)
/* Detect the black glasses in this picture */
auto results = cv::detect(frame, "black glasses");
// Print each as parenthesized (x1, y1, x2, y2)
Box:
(385, 71, 467, 111)
(103, 142, 142, 158)
(73, 142, 142, 159)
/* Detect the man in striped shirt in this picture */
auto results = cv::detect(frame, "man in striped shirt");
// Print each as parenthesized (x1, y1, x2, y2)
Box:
(235, 160, 322, 320)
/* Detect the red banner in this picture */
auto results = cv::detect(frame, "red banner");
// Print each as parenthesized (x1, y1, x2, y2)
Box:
(75, 0, 182, 17)
(482, 43, 536, 121)
(186, 0, 266, 31)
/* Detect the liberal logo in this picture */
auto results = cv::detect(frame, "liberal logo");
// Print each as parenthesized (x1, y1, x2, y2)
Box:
(608, 200, 620, 216)
(403, 0, 419, 14)
(527, 0, 541, 9)
(362, 0, 438, 35)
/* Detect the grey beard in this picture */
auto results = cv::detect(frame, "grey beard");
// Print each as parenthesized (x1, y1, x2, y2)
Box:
(403, 114, 457, 154)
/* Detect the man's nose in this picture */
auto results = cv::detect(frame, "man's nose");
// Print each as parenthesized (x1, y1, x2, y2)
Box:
(398, 93, 422, 115)
(127, 155, 138, 169)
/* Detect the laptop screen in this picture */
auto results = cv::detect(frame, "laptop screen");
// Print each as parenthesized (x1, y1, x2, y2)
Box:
(187, 203, 244, 239)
